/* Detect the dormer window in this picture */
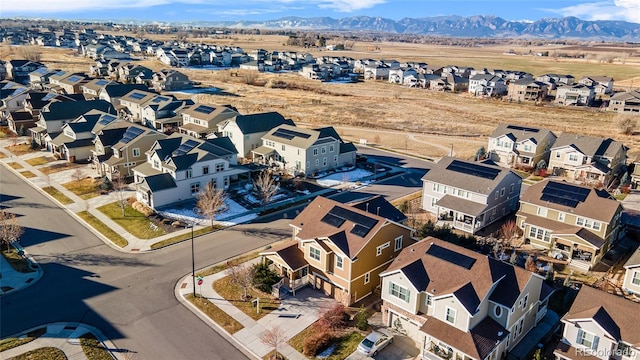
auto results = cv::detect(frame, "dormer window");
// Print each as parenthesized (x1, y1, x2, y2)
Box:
(494, 306, 502, 317)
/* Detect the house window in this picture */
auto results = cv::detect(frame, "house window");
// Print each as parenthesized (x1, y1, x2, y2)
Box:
(521, 294, 528, 309)
(524, 144, 532, 151)
(537, 207, 547, 217)
(495, 191, 499, 200)
(569, 154, 579, 162)
(445, 308, 456, 324)
(335, 255, 343, 269)
(334, 155, 338, 163)
(510, 184, 515, 194)
(315, 159, 319, 166)
(364, 272, 370, 284)
(576, 217, 585, 226)
(500, 188, 505, 197)
(215, 163, 224, 172)
(132, 148, 140, 157)
(190, 182, 200, 194)
(223, 176, 229, 188)
(329, 145, 334, 152)
(584, 219, 593, 228)
(323, 157, 327, 166)
(593, 221, 601, 231)
(394, 236, 403, 251)
(555, 151, 561, 158)
(153, 159, 159, 168)
(202, 166, 209, 175)
(425, 294, 432, 306)
(388, 282, 410, 303)
(282, 145, 286, 151)
(313, 148, 318, 156)
(321, 147, 326, 154)
(377, 242, 390, 256)
(309, 246, 321, 261)
(633, 271, 640, 286)
(186, 168, 192, 178)
(558, 212, 565, 221)
(577, 329, 599, 350)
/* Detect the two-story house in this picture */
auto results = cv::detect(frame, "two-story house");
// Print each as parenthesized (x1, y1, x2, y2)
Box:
(6, 60, 46, 84)
(516, 179, 623, 272)
(133, 134, 246, 208)
(50, 110, 115, 162)
(119, 90, 172, 122)
(579, 76, 614, 96)
(468, 74, 507, 97)
(555, 84, 595, 106)
(608, 90, 640, 114)
(98, 83, 148, 105)
(622, 246, 640, 297)
(380, 238, 554, 360)
(421, 157, 522, 234)
(260, 195, 413, 305)
(253, 124, 357, 176)
(507, 79, 549, 103)
(178, 103, 239, 139)
(548, 134, 626, 184)
(218, 112, 295, 159)
(488, 124, 557, 168)
(151, 69, 191, 91)
(81, 78, 116, 99)
(554, 286, 640, 360)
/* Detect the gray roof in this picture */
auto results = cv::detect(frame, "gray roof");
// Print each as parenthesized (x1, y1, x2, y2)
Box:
(552, 133, 624, 159)
(142, 173, 177, 192)
(233, 112, 294, 135)
(421, 156, 517, 195)
(435, 194, 488, 216)
(489, 123, 555, 145)
(610, 90, 640, 101)
(42, 100, 114, 122)
(624, 246, 640, 269)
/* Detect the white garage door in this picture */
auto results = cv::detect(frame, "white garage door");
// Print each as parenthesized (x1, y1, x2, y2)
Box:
(389, 311, 421, 341)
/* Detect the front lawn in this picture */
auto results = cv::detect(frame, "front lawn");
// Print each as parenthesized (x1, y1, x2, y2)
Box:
(62, 178, 101, 200)
(39, 162, 82, 175)
(4, 143, 36, 156)
(213, 276, 280, 321)
(25, 156, 54, 166)
(19, 170, 36, 178)
(7, 347, 67, 360)
(79, 333, 112, 360)
(0, 327, 46, 352)
(42, 186, 74, 205)
(97, 202, 167, 239)
(77, 211, 128, 248)
(186, 294, 244, 334)
(7, 162, 23, 169)
(1, 249, 35, 273)
(289, 326, 363, 360)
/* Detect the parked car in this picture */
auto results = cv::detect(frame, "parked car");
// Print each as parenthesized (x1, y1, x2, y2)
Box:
(357, 330, 393, 356)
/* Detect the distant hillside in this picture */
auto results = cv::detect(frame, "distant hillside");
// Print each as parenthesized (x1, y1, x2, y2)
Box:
(174, 15, 640, 40)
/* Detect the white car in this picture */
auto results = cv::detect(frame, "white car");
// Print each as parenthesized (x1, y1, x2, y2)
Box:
(357, 330, 393, 357)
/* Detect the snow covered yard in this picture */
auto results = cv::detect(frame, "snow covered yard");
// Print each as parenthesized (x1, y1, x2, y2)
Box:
(158, 198, 256, 225)
(316, 168, 373, 187)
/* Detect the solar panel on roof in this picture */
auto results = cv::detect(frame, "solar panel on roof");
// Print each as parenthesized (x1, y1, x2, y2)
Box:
(540, 181, 590, 208)
(172, 139, 199, 156)
(194, 105, 215, 114)
(120, 127, 145, 144)
(272, 128, 312, 141)
(98, 114, 117, 125)
(321, 213, 346, 228)
(507, 125, 539, 133)
(152, 96, 170, 103)
(446, 160, 500, 180)
(128, 92, 147, 100)
(426, 244, 476, 270)
(95, 79, 109, 86)
(350, 224, 371, 237)
(66, 75, 83, 83)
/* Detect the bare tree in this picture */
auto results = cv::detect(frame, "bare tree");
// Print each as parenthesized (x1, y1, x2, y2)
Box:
(18, 46, 42, 62)
(113, 175, 128, 217)
(72, 168, 86, 184)
(617, 113, 637, 135)
(253, 171, 279, 209)
(226, 261, 256, 301)
(0, 211, 24, 251)
(196, 182, 227, 229)
(499, 220, 519, 248)
(260, 325, 286, 360)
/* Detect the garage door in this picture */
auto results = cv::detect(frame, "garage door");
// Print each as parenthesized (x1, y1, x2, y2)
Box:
(389, 311, 421, 341)
(314, 275, 335, 297)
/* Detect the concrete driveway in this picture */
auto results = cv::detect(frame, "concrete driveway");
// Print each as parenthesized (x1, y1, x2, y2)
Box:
(345, 331, 420, 360)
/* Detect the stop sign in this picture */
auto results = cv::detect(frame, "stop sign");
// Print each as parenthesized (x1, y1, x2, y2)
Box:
(197, 279, 203, 286)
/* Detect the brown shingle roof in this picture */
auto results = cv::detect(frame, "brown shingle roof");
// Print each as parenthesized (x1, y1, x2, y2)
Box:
(554, 342, 601, 360)
(421, 156, 517, 195)
(261, 241, 308, 271)
(563, 286, 640, 346)
(520, 179, 621, 223)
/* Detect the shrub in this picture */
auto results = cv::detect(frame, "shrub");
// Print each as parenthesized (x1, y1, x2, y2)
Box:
(100, 177, 113, 191)
(29, 139, 39, 150)
(355, 305, 369, 331)
(252, 262, 281, 293)
(302, 331, 334, 356)
(318, 304, 348, 331)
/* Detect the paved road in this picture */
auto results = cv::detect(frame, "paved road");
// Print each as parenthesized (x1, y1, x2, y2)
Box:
(0, 165, 291, 359)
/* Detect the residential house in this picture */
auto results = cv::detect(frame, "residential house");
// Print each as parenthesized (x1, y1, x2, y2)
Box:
(421, 157, 522, 234)
(548, 133, 626, 184)
(579, 76, 614, 96)
(0, 85, 30, 121)
(380, 238, 554, 360)
(47, 71, 87, 94)
(554, 286, 640, 360)
(7, 111, 35, 134)
(608, 90, 640, 114)
(516, 179, 623, 271)
(28, 67, 60, 88)
(81, 78, 116, 99)
(253, 124, 357, 176)
(507, 79, 549, 103)
(468, 74, 507, 97)
(179, 103, 239, 139)
(260, 195, 414, 305)
(90, 117, 131, 176)
(143, 98, 194, 132)
(535, 74, 575, 89)
(555, 84, 595, 106)
(300, 65, 330, 81)
(98, 83, 148, 105)
(218, 112, 295, 158)
(101, 124, 167, 181)
(133, 134, 246, 208)
(389, 68, 418, 85)
(151, 69, 191, 91)
(117, 64, 153, 84)
(6, 60, 46, 84)
(622, 246, 640, 296)
(487, 124, 557, 168)
(119, 89, 169, 122)
(364, 64, 390, 81)
(50, 110, 114, 162)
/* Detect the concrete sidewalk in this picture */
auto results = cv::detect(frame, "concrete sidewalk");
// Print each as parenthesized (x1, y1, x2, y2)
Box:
(0, 323, 119, 360)
(176, 258, 340, 360)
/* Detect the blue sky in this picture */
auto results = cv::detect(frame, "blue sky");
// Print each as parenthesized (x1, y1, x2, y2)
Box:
(1, 0, 638, 24)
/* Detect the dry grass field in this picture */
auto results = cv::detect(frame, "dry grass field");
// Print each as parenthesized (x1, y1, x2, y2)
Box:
(2, 33, 640, 160)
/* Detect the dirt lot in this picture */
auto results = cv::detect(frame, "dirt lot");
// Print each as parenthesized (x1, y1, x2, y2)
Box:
(2, 36, 640, 160)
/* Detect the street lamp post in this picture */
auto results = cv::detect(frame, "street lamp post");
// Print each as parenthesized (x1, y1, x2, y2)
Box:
(190, 221, 195, 297)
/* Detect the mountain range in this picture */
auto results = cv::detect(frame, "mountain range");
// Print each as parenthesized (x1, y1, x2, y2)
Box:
(171, 15, 640, 40)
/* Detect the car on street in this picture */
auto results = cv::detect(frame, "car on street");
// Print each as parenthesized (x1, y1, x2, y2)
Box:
(357, 330, 393, 357)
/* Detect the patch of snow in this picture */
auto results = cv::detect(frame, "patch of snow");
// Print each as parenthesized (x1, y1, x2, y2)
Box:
(158, 198, 250, 225)
(167, 87, 220, 95)
(316, 168, 373, 187)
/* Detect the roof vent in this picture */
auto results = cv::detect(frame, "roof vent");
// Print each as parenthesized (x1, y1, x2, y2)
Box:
(411, 248, 415, 252)
(498, 331, 503, 336)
